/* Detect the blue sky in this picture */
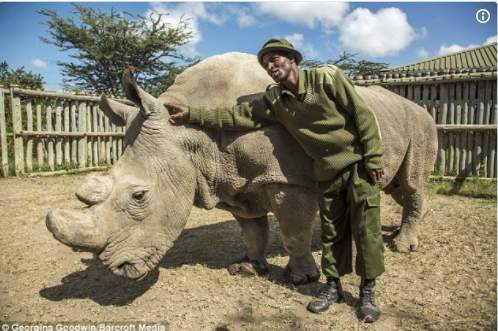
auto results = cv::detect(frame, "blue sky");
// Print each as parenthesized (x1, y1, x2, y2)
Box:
(0, 1, 496, 91)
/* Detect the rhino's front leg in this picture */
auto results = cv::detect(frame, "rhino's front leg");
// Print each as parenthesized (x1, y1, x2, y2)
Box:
(268, 185, 320, 285)
(228, 215, 270, 276)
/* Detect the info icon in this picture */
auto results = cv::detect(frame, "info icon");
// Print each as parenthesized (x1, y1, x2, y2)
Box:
(476, 9, 491, 24)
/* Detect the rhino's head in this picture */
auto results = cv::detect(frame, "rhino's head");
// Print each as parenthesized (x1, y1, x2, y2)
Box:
(46, 70, 196, 280)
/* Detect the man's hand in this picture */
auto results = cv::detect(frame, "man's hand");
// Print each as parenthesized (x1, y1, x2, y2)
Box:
(164, 102, 190, 125)
(368, 169, 384, 183)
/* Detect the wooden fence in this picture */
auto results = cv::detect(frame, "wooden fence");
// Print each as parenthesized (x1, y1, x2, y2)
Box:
(1, 77, 497, 178)
(0, 87, 126, 177)
(356, 72, 497, 178)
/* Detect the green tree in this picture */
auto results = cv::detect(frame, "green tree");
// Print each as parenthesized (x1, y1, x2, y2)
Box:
(301, 52, 389, 77)
(39, 5, 195, 96)
(0, 61, 45, 89)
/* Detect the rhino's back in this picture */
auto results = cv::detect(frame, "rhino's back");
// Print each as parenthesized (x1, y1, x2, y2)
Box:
(159, 52, 272, 107)
(358, 85, 437, 185)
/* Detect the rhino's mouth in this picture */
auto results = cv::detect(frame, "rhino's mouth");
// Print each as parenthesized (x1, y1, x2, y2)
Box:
(98, 230, 170, 281)
(113, 261, 148, 281)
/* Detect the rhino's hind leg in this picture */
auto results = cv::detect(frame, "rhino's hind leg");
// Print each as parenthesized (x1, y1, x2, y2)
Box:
(228, 216, 270, 277)
(267, 185, 320, 285)
(392, 189, 426, 253)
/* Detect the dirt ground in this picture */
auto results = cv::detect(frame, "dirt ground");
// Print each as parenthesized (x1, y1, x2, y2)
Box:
(0, 173, 496, 331)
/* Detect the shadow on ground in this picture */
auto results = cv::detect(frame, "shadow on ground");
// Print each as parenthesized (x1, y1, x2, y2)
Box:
(40, 217, 400, 306)
(39, 258, 159, 306)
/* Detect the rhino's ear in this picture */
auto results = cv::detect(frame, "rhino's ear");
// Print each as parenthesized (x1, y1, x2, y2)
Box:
(122, 68, 166, 118)
(99, 95, 138, 127)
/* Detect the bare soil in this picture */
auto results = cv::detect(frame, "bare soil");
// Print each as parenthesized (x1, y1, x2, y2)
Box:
(0, 173, 496, 331)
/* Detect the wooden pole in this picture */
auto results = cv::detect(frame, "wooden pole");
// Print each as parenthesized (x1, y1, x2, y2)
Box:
(11, 88, 24, 175)
(430, 85, 437, 120)
(55, 100, 63, 167)
(104, 116, 111, 164)
(438, 84, 448, 175)
(36, 102, 43, 170)
(474, 81, 485, 176)
(86, 103, 93, 167)
(468, 83, 476, 175)
(46, 103, 55, 171)
(71, 103, 77, 165)
(489, 131, 496, 178)
(0, 90, 8, 176)
(92, 104, 99, 166)
(26, 100, 33, 172)
(78, 102, 87, 168)
(455, 83, 462, 175)
(99, 110, 105, 163)
(448, 83, 455, 174)
(63, 101, 70, 165)
(399, 85, 406, 98)
(422, 84, 429, 115)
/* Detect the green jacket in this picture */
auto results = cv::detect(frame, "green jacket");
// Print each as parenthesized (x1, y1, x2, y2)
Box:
(189, 65, 384, 181)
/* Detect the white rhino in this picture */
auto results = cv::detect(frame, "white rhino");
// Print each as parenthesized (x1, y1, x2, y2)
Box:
(46, 53, 437, 283)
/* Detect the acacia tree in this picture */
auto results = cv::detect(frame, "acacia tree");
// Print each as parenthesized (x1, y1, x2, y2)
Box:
(0, 61, 45, 89)
(39, 5, 194, 96)
(301, 51, 389, 77)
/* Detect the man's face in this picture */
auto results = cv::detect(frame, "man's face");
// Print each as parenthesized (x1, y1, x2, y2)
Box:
(261, 51, 295, 83)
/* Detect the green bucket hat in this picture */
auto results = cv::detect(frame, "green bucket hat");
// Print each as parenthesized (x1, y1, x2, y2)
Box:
(257, 38, 303, 66)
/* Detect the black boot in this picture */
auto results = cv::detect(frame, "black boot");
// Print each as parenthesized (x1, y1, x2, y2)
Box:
(307, 277, 344, 313)
(358, 278, 381, 323)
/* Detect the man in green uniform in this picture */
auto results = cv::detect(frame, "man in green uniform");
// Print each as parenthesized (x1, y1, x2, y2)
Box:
(165, 38, 385, 323)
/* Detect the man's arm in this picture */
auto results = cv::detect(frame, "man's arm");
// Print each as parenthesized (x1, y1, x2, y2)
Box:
(165, 94, 277, 130)
(324, 67, 384, 181)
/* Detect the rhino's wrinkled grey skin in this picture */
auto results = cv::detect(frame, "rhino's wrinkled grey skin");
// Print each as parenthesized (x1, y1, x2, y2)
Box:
(46, 52, 437, 283)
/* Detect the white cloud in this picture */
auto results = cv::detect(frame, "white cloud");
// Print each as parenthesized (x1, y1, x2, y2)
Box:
(238, 13, 256, 28)
(31, 58, 47, 70)
(255, 2, 349, 30)
(485, 35, 497, 44)
(285, 33, 304, 48)
(437, 43, 479, 56)
(417, 48, 430, 58)
(436, 35, 496, 56)
(284, 33, 318, 59)
(339, 7, 416, 57)
(147, 3, 227, 57)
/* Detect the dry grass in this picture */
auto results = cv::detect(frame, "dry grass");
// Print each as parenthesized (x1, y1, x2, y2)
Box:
(0, 173, 496, 330)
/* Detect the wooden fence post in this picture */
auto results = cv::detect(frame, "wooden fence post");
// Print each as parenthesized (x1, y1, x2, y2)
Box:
(71, 102, 77, 165)
(46, 102, 55, 171)
(86, 103, 93, 167)
(104, 116, 111, 164)
(55, 100, 63, 166)
(92, 104, 99, 166)
(26, 100, 33, 172)
(36, 102, 43, 170)
(11, 87, 24, 175)
(99, 110, 105, 163)
(0, 90, 8, 177)
(78, 102, 87, 168)
(64, 101, 70, 165)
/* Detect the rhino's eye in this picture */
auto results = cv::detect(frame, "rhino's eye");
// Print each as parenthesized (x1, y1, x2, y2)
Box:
(132, 190, 147, 202)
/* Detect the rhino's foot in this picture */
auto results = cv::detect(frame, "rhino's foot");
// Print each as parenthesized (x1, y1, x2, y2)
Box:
(227, 256, 269, 277)
(283, 265, 320, 285)
(392, 226, 419, 253)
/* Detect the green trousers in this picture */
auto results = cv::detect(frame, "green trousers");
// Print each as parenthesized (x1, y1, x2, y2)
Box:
(319, 162, 385, 280)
